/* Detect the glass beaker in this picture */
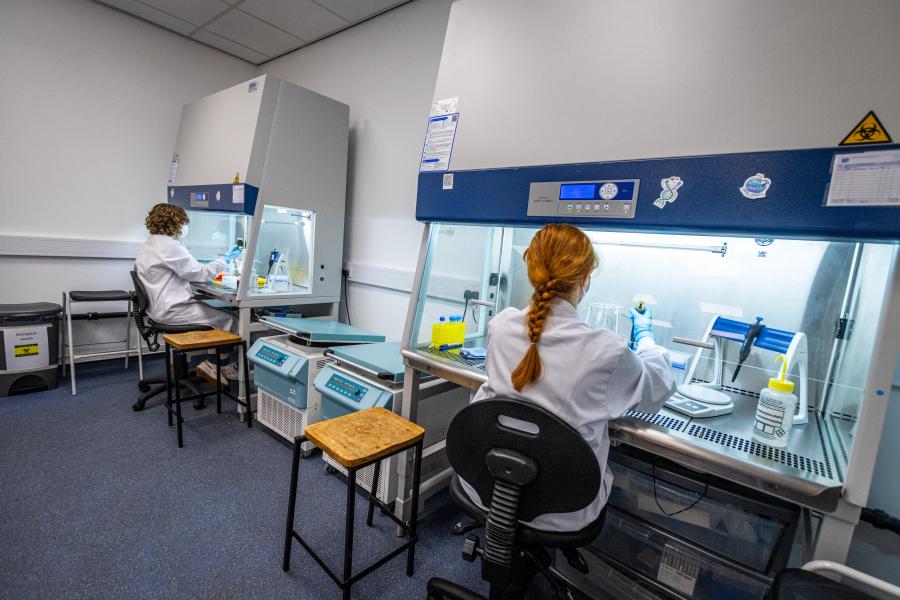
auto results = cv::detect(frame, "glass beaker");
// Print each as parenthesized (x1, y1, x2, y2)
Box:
(587, 303, 621, 334)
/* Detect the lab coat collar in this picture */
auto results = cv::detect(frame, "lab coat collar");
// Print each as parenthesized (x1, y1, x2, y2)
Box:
(551, 296, 579, 317)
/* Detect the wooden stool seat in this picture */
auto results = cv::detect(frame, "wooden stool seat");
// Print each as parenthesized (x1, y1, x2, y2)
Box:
(163, 329, 241, 351)
(305, 407, 425, 469)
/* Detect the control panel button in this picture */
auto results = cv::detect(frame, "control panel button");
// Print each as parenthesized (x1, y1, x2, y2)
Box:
(603, 204, 609, 212)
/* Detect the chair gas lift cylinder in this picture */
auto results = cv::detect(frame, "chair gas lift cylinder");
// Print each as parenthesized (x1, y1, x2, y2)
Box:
(399, 144, 900, 579)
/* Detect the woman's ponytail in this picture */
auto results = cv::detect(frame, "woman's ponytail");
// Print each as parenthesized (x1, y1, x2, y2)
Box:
(510, 226, 597, 391)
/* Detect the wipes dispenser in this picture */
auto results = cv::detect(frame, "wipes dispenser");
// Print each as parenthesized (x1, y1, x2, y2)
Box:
(752, 355, 799, 448)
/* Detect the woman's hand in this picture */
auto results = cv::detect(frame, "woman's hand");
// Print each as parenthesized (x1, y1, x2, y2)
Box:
(630, 306, 654, 343)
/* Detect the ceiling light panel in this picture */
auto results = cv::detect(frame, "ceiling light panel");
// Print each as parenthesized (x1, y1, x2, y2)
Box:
(240, 0, 348, 42)
(205, 9, 302, 57)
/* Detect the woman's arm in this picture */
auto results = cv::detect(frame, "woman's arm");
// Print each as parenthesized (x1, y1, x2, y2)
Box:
(605, 343, 676, 419)
(162, 241, 226, 283)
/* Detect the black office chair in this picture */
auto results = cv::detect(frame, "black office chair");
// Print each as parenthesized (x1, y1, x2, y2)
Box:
(130, 271, 212, 412)
(427, 398, 606, 600)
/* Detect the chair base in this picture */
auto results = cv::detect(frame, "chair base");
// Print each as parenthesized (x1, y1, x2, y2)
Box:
(133, 376, 204, 411)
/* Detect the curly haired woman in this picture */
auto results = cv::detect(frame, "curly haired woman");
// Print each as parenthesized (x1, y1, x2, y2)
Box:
(135, 203, 238, 333)
(461, 224, 675, 532)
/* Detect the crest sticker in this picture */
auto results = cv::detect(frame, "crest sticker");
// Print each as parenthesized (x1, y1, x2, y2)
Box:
(740, 173, 771, 199)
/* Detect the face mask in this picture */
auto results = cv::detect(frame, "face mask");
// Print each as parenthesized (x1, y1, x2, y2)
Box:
(178, 224, 190, 240)
(580, 278, 591, 304)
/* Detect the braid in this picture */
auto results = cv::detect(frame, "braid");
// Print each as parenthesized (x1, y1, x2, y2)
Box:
(510, 225, 598, 392)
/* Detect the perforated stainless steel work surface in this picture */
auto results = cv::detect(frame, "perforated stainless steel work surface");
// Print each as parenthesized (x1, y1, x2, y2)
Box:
(622, 385, 842, 497)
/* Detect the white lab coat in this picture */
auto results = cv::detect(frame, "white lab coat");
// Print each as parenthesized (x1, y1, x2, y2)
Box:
(461, 298, 675, 532)
(134, 235, 237, 332)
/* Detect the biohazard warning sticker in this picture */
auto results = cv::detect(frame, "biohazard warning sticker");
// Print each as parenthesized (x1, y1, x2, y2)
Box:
(839, 111, 892, 146)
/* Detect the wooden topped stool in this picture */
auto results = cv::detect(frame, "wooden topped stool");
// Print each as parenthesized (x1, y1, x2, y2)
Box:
(163, 330, 251, 448)
(282, 407, 425, 600)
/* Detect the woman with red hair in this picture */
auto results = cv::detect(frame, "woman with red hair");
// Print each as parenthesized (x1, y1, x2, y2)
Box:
(462, 223, 675, 532)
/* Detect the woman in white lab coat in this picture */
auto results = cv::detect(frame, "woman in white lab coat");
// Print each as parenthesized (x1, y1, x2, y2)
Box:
(135, 203, 238, 333)
(462, 223, 676, 533)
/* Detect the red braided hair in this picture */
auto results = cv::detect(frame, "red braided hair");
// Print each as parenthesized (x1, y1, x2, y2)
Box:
(510, 224, 597, 391)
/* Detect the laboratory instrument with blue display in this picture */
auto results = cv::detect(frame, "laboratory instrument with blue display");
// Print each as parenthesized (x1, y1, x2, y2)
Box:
(247, 317, 385, 455)
(400, 144, 900, 584)
(314, 341, 469, 512)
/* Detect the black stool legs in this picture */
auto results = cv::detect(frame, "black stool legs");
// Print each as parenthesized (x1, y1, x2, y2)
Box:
(164, 341, 251, 448)
(283, 436, 424, 599)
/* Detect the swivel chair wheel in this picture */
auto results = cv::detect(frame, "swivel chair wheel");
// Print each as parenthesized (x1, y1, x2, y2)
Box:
(132, 399, 146, 412)
(325, 464, 337, 474)
(193, 399, 207, 410)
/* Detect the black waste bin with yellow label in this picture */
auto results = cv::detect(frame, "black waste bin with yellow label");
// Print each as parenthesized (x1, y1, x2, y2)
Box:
(0, 303, 61, 396)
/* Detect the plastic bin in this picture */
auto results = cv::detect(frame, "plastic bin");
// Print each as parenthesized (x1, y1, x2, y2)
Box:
(592, 508, 771, 600)
(607, 460, 788, 573)
(0, 303, 62, 396)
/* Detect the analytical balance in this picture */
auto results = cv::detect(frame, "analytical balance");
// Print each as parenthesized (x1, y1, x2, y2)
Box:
(400, 144, 900, 564)
(166, 74, 350, 407)
(247, 318, 384, 455)
(314, 341, 469, 508)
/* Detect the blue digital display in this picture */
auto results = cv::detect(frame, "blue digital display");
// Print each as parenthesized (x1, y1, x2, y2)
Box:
(558, 181, 637, 201)
(559, 184, 596, 199)
(255, 345, 289, 367)
(325, 373, 368, 402)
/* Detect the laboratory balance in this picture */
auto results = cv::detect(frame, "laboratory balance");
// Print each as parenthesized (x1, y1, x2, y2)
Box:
(247, 317, 384, 455)
(314, 341, 469, 509)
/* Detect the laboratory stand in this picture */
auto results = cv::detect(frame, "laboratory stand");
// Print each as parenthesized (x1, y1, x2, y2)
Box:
(400, 144, 900, 573)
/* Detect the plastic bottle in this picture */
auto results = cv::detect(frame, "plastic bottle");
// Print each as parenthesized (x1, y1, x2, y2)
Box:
(447, 315, 465, 347)
(432, 316, 447, 348)
(751, 355, 798, 448)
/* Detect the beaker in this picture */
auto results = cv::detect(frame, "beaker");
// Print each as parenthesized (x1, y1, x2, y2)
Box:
(587, 303, 621, 334)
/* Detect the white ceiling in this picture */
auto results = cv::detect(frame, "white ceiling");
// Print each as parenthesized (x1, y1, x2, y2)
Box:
(94, 0, 411, 65)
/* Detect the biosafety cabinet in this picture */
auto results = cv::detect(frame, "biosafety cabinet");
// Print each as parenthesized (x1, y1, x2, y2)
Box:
(167, 74, 349, 330)
(399, 145, 900, 565)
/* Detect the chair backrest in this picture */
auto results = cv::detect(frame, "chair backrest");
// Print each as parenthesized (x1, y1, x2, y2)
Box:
(446, 398, 601, 523)
(129, 270, 159, 351)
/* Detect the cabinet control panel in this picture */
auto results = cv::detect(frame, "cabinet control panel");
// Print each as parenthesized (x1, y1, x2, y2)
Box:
(527, 179, 640, 219)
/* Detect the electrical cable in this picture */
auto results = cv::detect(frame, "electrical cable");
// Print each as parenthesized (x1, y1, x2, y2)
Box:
(462, 297, 469, 323)
(861, 507, 900, 536)
(342, 273, 352, 326)
(651, 463, 709, 517)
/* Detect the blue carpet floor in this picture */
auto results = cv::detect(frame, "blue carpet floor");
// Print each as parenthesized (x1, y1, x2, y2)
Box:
(0, 359, 551, 599)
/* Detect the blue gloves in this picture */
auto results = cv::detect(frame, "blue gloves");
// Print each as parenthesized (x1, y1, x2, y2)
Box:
(630, 305, 654, 344)
(224, 245, 241, 263)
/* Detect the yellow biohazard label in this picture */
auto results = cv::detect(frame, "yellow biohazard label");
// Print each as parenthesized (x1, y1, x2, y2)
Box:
(233, 172, 240, 184)
(15, 344, 39, 357)
(839, 111, 892, 146)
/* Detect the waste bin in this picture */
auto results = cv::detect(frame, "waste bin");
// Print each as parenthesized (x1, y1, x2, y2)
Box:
(0, 303, 62, 396)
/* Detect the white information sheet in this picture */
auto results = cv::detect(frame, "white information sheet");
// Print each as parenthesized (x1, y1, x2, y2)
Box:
(826, 149, 900, 207)
(431, 97, 458, 117)
(3, 325, 50, 371)
(420, 113, 459, 172)
(656, 545, 699, 595)
(232, 184, 244, 205)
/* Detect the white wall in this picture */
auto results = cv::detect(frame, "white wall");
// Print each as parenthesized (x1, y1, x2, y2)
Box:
(434, 0, 900, 169)
(432, 0, 900, 585)
(261, 0, 453, 340)
(0, 0, 254, 353)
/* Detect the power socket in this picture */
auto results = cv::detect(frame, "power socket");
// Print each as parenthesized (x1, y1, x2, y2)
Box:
(463, 290, 480, 301)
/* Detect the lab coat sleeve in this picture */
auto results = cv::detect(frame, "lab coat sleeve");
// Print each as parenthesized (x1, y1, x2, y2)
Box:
(161, 241, 226, 283)
(604, 341, 676, 420)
